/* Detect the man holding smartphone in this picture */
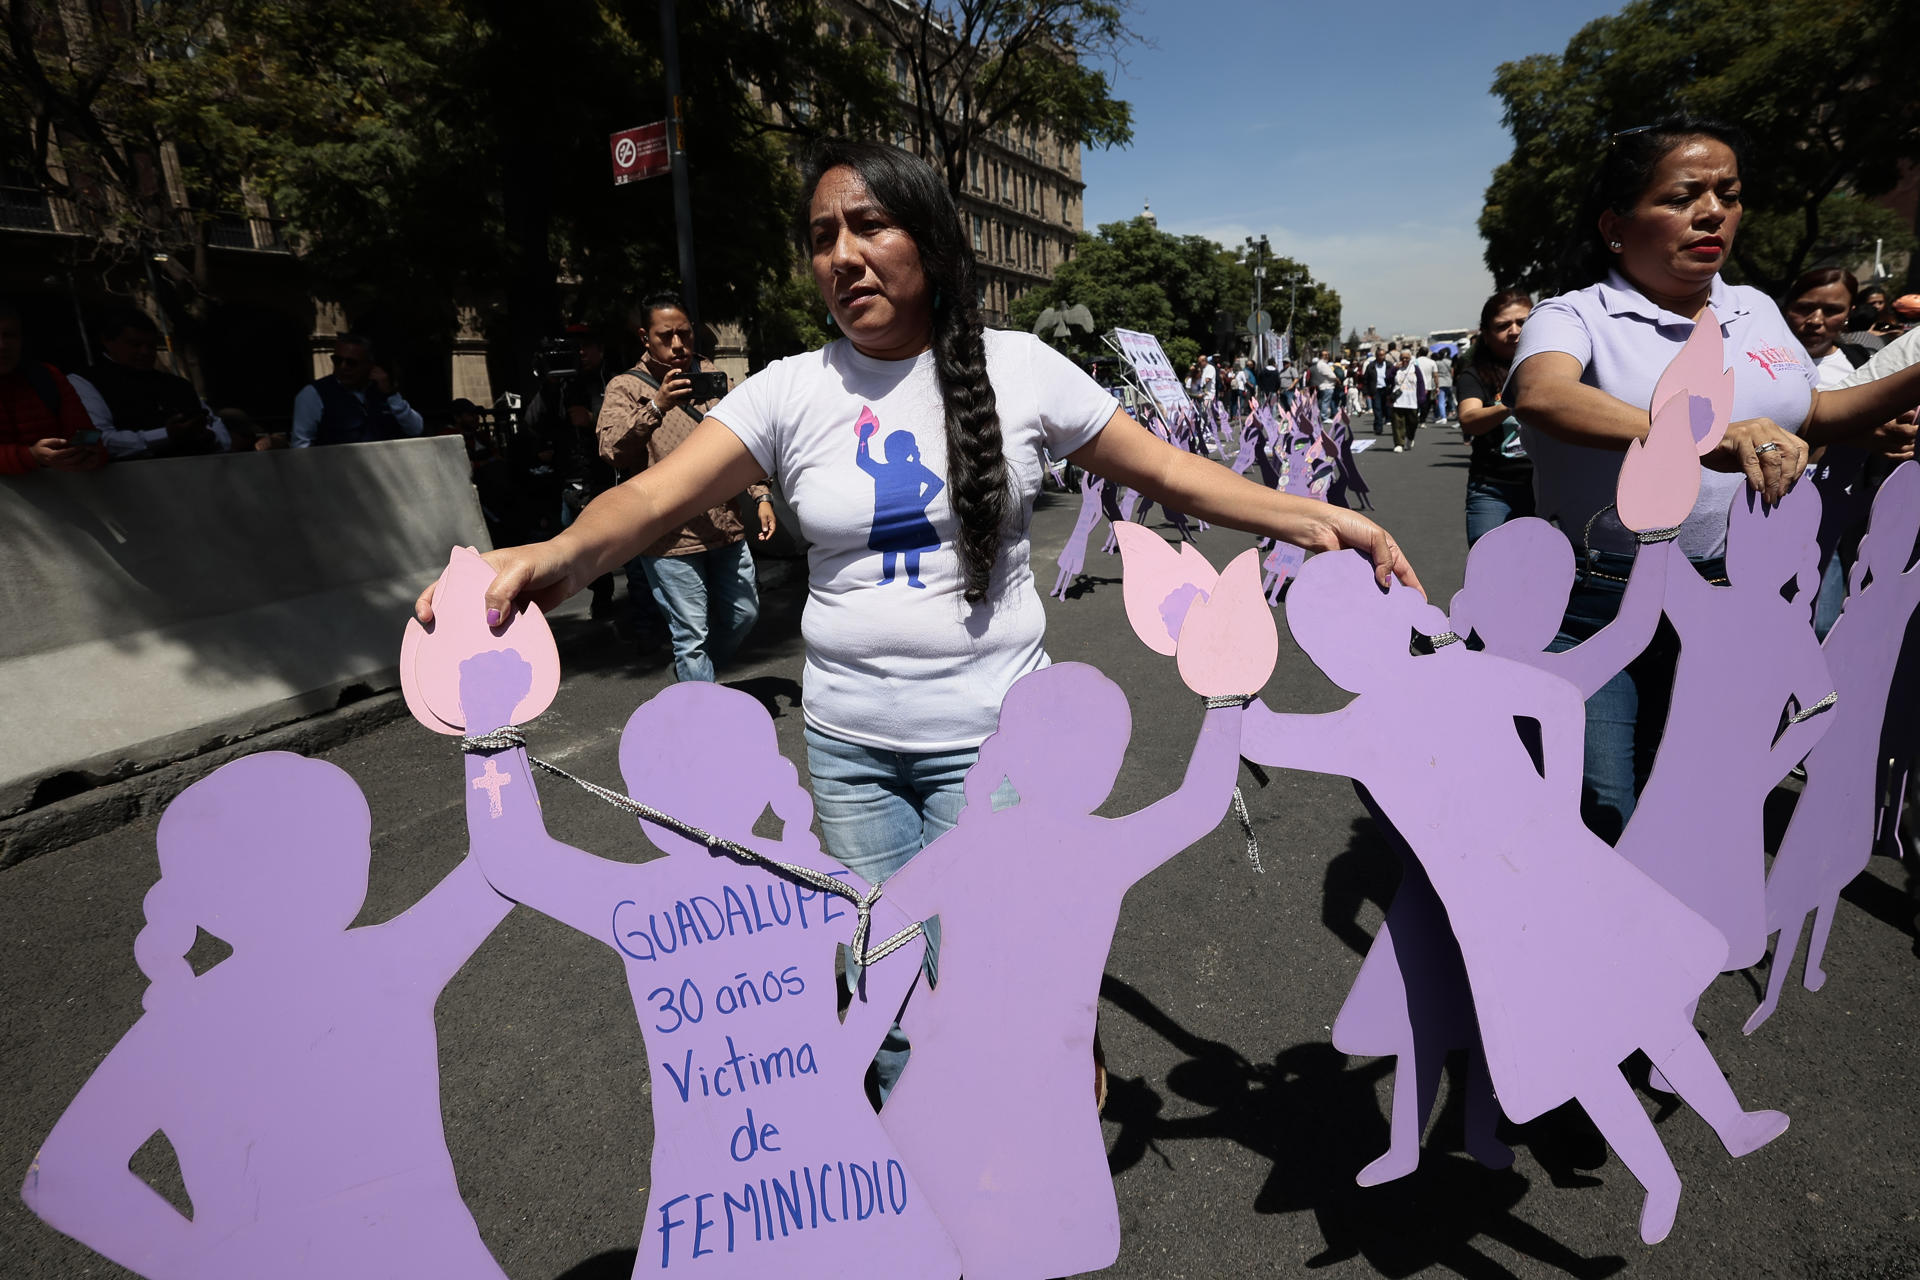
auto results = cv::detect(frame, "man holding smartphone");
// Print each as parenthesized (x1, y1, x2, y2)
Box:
(70, 307, 230, 459)
(596, 291, 777, 682)
(0, 299, 107, 475)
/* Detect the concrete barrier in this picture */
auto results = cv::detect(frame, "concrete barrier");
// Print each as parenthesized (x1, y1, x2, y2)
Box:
(0, 436, 489, 817)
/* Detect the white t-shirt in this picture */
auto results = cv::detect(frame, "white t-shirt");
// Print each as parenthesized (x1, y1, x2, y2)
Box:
(1836, 327, 1920, 389)
(1812, 348, 1853, 390)
(712, 331, 1118, 751)
(1392, 364, 1419, 410)
(1309, 359, 1336, 389)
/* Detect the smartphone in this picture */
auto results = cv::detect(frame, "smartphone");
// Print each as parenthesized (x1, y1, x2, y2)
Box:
(69, 427, 102, 447)
(691, 370, 730, 402)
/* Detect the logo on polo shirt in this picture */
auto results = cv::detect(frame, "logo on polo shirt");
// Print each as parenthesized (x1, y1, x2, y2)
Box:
(1743, 344, 1803, 382)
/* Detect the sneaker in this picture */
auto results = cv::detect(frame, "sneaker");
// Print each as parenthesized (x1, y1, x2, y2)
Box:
(1393, 445, 1404, 453)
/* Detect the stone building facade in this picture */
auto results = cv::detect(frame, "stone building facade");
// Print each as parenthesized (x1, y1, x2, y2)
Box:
(816, 1, 1087, 327)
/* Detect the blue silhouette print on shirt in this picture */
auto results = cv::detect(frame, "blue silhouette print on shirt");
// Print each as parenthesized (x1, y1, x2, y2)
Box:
(855, 408, 944, 589)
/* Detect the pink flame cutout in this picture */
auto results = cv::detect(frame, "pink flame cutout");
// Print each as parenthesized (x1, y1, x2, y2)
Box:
(402, 547, 560, 733)
(1649, 306, 1733, 454)
(854, 405, 881, 442)
(1112, 523, 1219, 655)
(1617, 389, 1706, 532)
(1176, 548, 1278, 696)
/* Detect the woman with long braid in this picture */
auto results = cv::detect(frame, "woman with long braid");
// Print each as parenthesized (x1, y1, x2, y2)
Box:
(417, 138, 1419, 886)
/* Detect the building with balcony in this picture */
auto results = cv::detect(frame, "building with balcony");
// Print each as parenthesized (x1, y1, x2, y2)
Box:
(806, 1, 1088, 327)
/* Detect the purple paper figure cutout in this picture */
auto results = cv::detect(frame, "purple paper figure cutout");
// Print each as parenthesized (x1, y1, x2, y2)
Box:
(1101, 486, 1146, 556)
(1228, 415, 1262, 477)
(1241, 549, 1788, 1244)
(1750, 461, 1920, 1031)
(876, 548, 1269, 1279)
(1051, 472, 1109, 600)
(1614, 482, 1837, 972)
(878, 666, 1246, 1280)
(1877, 609, 1920, 861)
(857, 418, 945, 589)
(1320, 412, 1372, 511)
(1329, 783, 1510, 1186)
(457, 653, 961, 1279)
(1247, 403, 1283, 489)
(1453, 517, 1677, 699)
(1327, 518, 1677, 1186)
(22, 751, 514, 1279)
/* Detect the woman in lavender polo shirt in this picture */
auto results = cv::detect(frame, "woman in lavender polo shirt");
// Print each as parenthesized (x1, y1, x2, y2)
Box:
(1507, 117, 1920, 839)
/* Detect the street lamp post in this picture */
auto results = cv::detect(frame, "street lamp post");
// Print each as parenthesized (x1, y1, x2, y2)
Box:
(1244, 234, 1270, 360)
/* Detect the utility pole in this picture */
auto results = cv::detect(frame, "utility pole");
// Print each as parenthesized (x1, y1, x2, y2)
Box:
(659, 0, 704, 372)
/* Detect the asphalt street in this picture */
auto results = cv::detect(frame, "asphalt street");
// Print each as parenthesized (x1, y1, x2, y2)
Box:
(3, 417, 1917, 1279)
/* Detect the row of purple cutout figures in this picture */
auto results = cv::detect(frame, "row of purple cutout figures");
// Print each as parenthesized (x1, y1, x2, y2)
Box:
(1279, 461, 1920, 1245)
(19, 640, 1246, 1280)
(20, 460, 1919, 1276)
(1051, 392, 1364, 602)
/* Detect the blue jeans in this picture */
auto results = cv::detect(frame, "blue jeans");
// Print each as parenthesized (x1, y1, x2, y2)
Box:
(639, 541, 760, 682)
(1433, 388, 1452, 420)
(1546, 546, 1725, 843)
(1812, 546, 1847, 641)
(1371, 390, 1392, 432)
(805, 726, 985, 1097)
(1317, 387, 1337, 418)
(1464, 476, 1535, 546)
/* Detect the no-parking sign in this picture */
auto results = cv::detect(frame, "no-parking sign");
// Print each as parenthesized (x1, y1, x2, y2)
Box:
(610, 122, 670, 185)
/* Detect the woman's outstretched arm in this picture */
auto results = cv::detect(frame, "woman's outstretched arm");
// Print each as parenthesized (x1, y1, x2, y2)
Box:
(1510, 351, 1808, 504)
(1104, 704, 1245, 886)
(459, 652, 636, 942)
(23, 1022, 198, 1280)
(418, 420, 767, 627)
(1070, 406, 1423, 595)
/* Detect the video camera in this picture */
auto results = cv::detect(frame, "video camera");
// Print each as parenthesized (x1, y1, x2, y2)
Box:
(532, 335, 580, 383)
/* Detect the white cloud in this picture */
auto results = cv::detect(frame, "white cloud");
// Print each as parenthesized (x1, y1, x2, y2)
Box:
(1161, 216, 1496, 341)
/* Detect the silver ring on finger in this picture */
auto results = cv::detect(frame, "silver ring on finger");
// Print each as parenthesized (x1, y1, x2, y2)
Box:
(1753, 441, 1782, 455)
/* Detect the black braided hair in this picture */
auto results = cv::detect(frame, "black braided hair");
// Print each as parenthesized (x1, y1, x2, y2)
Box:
(802, 139, 1007, 605)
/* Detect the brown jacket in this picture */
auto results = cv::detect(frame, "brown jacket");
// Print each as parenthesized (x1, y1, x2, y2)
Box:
(596, 367, 771, 558)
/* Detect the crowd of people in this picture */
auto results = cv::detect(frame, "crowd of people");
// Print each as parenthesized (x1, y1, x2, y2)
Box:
(7, 119, 1920, 868)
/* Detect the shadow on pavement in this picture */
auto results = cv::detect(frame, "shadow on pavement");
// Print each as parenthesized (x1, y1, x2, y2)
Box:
(553, 1249, 639, 1279)
(725, 674, 804, 722)
(1320, 810, 1404, 959)
(1062, 572, 1121, 601)
(1099, 975, 1628, 1279)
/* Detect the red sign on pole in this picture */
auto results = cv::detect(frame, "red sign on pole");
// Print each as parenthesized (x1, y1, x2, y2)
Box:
(610, 122, 670, 186)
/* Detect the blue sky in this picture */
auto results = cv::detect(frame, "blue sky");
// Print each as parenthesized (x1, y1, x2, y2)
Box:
(1078, 0, 1622, 339)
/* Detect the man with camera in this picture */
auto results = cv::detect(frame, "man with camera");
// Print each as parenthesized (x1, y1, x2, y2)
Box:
(597, 291, 776, 683)
(70, 307, 230, 460)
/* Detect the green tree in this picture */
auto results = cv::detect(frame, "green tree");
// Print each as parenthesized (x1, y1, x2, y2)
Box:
(865, 0, 1134, 199)
(1009, 216, 1339, 369)
(1, 0, 891, 383)
(1481, 0, 1920, 297)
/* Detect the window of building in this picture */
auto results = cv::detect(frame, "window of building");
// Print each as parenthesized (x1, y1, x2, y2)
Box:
(972, 213, 983, 252)
(894, 51, 909, 83)
(0, 155, 54, 232)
